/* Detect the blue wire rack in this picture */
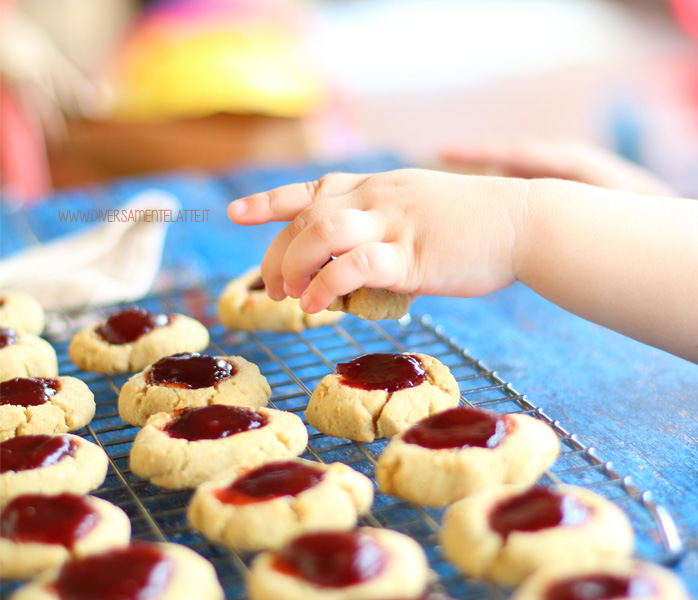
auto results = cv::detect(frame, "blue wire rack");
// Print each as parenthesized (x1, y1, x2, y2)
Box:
(0, 277, 684, 599)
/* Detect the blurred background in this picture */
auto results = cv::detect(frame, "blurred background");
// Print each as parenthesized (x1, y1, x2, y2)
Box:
(1, 0, 697, 201)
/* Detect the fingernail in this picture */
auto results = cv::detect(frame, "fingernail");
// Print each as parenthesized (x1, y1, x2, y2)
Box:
(230, 200, 248, 217)
(300, 294, 315, 313)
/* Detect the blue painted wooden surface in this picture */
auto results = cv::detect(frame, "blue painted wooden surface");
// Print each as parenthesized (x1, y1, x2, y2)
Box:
(1, 154, 696, 595)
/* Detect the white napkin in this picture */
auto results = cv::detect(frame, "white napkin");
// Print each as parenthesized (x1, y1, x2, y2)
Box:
(0, 191, 180, 310)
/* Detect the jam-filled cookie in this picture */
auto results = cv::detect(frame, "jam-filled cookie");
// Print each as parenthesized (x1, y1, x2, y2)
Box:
(376, 406, 559, 506)
(0, 434, 109, 506)
(130, 404, 308, 489)
(512, 560, 690, 600)
(9, 542, 224, 600)
(217, 267, 342, 332)
(68, 307, 209, 374)
(247, 528, 430, 600)
(0, 328, 58, 383)
(327, 287, 411, 321)
(306, 352, 460, 442)
(0, 493, 131, 579)
(188, 459, 374, 550)
(0, 376, 96, 441)
(0, 291, 45, 335)
(440, 484, 634, 586)
(118, 352, 271, 426)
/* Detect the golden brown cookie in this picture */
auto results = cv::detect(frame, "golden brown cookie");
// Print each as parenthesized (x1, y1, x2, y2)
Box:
(130, 404, 308, 489)
(0, 291, 45, 335)
(0, 376, 96, 441)
(511, 560, 690, 600)
(328, 287, 411, 321)
(9, 542, 224, 600)
(0, 434, 109, 506)
(440, 484, 635, 586)
(247, 528, 430, 600)
(188, 459, 374, 550)
(306, 352, 460, 442)
(68, 307, 209, 374)
(0, 493, 131, 579)
(0, 328, 58, 383)
(217, 267, 342, 332)
(376, 406, 559, 506)
(118, 352, 271, 426)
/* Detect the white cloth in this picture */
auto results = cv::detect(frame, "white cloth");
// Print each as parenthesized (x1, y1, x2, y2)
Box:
(0, 191, 179, 310)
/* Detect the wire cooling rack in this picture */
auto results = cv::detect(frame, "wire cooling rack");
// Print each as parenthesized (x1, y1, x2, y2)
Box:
(1, 277, 684, 599)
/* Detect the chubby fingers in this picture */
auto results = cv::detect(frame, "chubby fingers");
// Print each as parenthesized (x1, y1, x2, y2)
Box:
(227, 173, 370, 225)
(299, 242, 409, 313)
(262, 206, 385, 300)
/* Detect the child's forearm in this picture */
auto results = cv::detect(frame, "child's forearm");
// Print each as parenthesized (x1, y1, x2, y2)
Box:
(518, 180, 698, 363)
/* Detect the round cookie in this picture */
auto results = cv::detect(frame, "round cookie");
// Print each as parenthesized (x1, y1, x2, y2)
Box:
(327, 287, 411, 321)
(130, 404, 308, 489)
(217, 267, 342, 332)
(119, 352, 271, 426)
(247, 527, 430, 600)
(0, 493, 131, 579)
(511, 560, 690, 600)
(188, 459, 374, 550)
(306, 352, 460, 442)
(0, 291, 45, 335)
(0, 434, 109, 506)
(0, 328, 58, 383)
(0, 376, 96, 441)
(440, 484, 635, 586)
(376, 406, 560, 506)
(9, 541, 224, 600)
(68, 307, 209, 374)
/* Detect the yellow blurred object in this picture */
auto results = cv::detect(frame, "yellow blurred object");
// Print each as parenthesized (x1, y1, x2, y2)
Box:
(109, 1, 327, 121)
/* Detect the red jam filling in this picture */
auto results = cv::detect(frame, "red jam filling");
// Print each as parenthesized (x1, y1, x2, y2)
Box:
(0, 298, 5, 307)
(95, 307, 172, 345)
(249, 276, 266, 291)
(0, 377, 61, 407)
(489, 487, 590, 540)
(0, 435, 76, 473)
(402, 406, 509, 450)
(215, 461, 325, 505)
(272, 531, 387, 588)
(51, 544, 173, 600)
(0, 327, 19, 349)
(0, 493, 98, 548)
(164, 405, 267, 441)
(146, 353, 235, 389)
(336, 353, 426, 393)
(546, 574, 654, 600)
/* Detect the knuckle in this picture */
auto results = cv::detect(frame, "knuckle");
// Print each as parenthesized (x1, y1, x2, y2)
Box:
(313, 214, 338, 243)
(348, 247, 374, 279)
(289, 214, 307, 238)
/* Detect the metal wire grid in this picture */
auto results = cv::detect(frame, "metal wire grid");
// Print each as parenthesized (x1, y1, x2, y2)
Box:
(1, 277, 684, 599)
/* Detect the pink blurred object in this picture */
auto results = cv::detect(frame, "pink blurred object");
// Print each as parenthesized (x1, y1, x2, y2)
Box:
(0, 82, 52, 202)
(671, 0, 698, 39)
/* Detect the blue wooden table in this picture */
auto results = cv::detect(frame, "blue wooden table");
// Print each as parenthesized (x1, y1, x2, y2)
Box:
(2, 154, 696, 596)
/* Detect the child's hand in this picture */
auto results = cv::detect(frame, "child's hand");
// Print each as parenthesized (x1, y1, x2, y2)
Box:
(229, 167, 698, 363)
(440, 138, 676, 197)
(228, 169, 532, 313)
